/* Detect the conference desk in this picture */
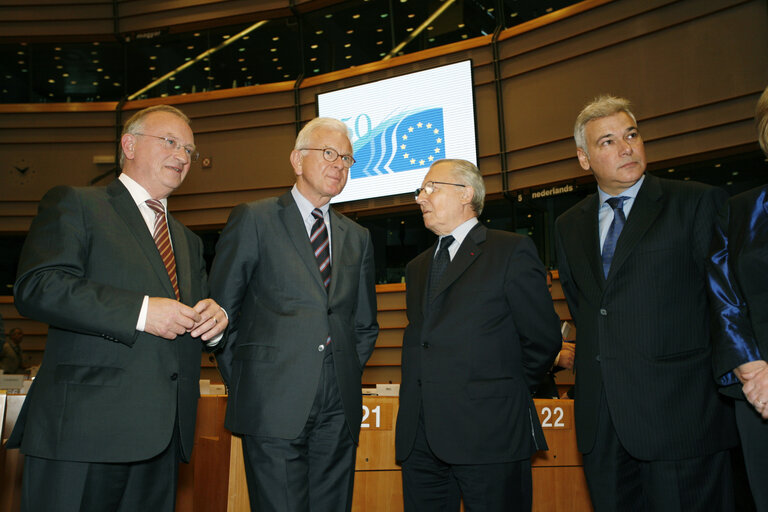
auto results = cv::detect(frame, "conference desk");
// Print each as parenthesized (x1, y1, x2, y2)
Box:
(1, 393, 591, 511)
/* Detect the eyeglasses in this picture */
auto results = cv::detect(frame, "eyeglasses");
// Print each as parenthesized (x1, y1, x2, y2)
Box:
(299, 147, 356, 168)
(135, 133, 200, 162)
(414, 181, 466, 200)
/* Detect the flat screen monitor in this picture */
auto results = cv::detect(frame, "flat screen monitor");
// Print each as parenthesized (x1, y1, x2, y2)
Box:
(316, 59, 477, 204)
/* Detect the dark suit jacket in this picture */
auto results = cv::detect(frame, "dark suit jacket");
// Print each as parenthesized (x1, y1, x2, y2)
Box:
(208, 191, 378, 443)
(9, 179, 209, 463)
(395, 223, 561, 465)
(555, 174, 737, 460)
(709, 185, 768, 397)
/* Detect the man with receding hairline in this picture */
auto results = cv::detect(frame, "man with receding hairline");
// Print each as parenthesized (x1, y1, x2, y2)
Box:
(9, 104, 228, 511)
(395, 158, 561, 511)
(556, 95, 737, 510)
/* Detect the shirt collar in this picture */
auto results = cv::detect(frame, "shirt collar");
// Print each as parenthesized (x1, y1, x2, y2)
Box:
(291, 184, 330, 221)
(598, 174, 645, 205)
(446, 217, 479, 248)
(119, 173, 168, 209)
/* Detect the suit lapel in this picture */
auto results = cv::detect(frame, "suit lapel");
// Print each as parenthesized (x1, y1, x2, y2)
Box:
(329, 209, 348, 298)
(277, 192, 326, 291)
(107, 180, 177, 299)
(576, 194, 605, 288)
(607, 174, 663, 280)
(168, 215, 192, 304)
(420, 240, 439, 312)
(429, 223, 485, 304)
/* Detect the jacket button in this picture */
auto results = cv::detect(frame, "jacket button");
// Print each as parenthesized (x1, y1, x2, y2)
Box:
(170, 373, 178, 381)
(422, 342, 430, 349)
(318, 344, 325, 352)
(599, 308, 607, 316)
(327, 308, 332, 315)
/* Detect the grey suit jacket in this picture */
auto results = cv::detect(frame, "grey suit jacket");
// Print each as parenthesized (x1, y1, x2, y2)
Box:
(9, 179, 209, 463)
(555, 174, 736, 460)
(209, 191, 378, 442)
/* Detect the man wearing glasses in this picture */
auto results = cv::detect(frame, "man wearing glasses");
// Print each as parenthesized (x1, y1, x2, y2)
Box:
(209, 117, 378, 511)
(10, 104, 228, 511)
(395, 158, 561, 511)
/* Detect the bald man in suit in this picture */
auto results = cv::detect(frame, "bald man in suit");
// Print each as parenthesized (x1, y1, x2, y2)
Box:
(395, 158, 561, 511)
(9, 104, 227, 512)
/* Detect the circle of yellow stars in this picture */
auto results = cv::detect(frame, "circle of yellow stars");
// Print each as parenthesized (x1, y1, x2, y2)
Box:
(400, 121, 443, 166)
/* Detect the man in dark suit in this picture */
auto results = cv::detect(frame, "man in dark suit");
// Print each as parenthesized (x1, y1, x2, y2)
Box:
(555, 95, 737, 511)
(208, 117, 379, 511)
(395, 158, 561, 511)
(9, 104, 228, 511)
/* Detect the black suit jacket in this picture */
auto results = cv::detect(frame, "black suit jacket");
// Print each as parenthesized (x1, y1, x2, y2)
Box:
(709, 185, 768, 397)
(395, 223, 561, 465)
(208, 191, 378, 443)
(555, 174, 737, 460)
(9, 179, 209, 463)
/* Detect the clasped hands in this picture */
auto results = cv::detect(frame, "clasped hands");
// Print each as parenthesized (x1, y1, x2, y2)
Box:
(735, 360, 768, 419)
(145, 297, 228, 342)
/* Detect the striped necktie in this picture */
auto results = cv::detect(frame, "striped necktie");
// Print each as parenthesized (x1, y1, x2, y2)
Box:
(146, 199, 180, 300)
(310, 208, 332, 290)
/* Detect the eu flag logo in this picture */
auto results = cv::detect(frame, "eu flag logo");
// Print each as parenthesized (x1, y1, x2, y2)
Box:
(350, 108, 445, 180)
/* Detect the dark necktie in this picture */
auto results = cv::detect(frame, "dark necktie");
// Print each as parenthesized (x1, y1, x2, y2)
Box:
(310, 208, 332, 290)
(602, 196, 629, 278)
(428, 235, 454, 303)
(146, 199, 180, 300)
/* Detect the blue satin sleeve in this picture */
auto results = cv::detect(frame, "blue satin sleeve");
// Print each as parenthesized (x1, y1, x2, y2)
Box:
(707, 210, 761, 387)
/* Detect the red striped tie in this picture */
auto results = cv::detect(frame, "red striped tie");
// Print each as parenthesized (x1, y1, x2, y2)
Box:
(146, 199, 180, 300)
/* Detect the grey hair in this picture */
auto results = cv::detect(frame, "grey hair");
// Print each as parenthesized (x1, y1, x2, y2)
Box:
(120, 105, 191, 168)
(434, 158, 485, 216)
(756, 85, 768, 156)
(294, 117, 351, 151)
(574, 95, 637, 154)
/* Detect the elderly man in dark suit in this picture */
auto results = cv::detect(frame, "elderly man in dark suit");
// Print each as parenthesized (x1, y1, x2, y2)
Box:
(395, 158, 561, 511)
(555, 95, 737, 511)
(9, 104, 228, 512)
(208, 117, 379, 512)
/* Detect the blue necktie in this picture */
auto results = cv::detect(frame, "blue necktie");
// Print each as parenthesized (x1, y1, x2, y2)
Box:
(602, 196, 628, 278)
